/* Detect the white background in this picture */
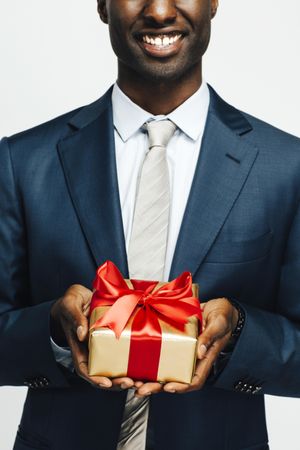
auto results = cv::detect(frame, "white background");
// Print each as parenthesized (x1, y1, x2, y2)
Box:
(0, 1, 299, 449)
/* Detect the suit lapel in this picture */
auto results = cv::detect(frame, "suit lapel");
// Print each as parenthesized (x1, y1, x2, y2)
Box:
(169, 87, 259, 280)
(57, 85, 258, 282)
(57, 90, 129, 277)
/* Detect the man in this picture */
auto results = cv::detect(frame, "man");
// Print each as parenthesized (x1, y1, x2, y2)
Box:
(0, 0, 300, 449)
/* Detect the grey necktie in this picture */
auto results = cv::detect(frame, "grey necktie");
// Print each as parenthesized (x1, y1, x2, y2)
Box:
(117, 119, 176, 449)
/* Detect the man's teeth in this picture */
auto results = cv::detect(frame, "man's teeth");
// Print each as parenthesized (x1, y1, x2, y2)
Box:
(142, 34, 181, 47)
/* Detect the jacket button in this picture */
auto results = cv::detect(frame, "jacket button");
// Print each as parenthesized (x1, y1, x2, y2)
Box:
(37, 376, 50, 387)
(234, 381, 243, 391)
(252, 386, 262, 394)
(24, 376, 50, 389)
(240, 383, 248, 392)
(234, 380, 262, 395)
(41, 376, 50, 386)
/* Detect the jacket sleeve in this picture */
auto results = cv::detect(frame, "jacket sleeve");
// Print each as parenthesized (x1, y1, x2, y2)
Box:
(0, 137, 70, 388)
(213, 199, 300, 397)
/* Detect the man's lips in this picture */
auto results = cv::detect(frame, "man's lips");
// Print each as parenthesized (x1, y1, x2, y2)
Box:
(134, 30, 186, 58)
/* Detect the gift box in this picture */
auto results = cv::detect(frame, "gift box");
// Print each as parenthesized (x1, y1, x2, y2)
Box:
(88, 261, 202, 383)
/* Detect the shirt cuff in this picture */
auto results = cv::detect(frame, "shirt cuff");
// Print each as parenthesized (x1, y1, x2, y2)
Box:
(50, 337, 74, 372)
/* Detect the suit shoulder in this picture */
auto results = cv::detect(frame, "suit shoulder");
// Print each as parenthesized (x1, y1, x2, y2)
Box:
(3, 89, 112, 156)
(241, 111, 300, 149)
(210, 87, 300, 193)
(209, 86, 300, 153)
(235, 109, 300, 196)
(5, 106, 82, 149)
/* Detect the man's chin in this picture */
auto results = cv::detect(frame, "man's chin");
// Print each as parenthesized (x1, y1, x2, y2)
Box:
(134, 61, 187, 83)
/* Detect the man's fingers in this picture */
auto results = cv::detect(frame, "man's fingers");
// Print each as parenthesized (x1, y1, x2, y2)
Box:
(66, 285, 93, 311)
(164, 337, 228, 394)
(61, 285, 93, 342)
(83, 301, 91, 317)
(197, 316, 230, 359)
(192, 338, 227, 387)
(164, 346, 222, 393)
(164, 351, 217, 394)
(71, 284, 93, 302)
(76, 359, 112, 388)
(66, 305, 89, 342)
(80, 287, 92, 317)
(60, 288, 115, 390)
(63, 328, 93, 383)
(198, 343, 209, 359)
(91, 375, 113, 388)
(76, 320, 89, 342)
(74, 289, 92, 341)
(164, 381, 189, 393)
(111, 377, 135, 390)
(135, 382, 163, 397)
(65, 326, 115, 389)
(165, 299, 238, 394)
(197, 327, 215, 360)
(66, 329, 88, 373)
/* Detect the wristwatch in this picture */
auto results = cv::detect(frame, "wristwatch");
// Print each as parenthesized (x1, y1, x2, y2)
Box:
(217, 300, 245, 356)
(229, 300, 246, 339)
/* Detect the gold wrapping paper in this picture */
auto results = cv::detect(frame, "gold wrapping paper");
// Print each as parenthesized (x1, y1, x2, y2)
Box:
(88, 281, 199, 383)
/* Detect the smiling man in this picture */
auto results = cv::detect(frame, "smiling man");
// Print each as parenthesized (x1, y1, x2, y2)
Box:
(1, 1, 300, 450)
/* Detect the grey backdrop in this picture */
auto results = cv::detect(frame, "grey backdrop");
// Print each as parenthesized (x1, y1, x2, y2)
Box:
(0, 1, 299, 449)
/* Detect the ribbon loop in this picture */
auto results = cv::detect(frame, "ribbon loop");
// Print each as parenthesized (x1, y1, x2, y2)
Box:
(89, 260, 202, 338)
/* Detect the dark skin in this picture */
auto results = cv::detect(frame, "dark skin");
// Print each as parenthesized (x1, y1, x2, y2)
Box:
(51, 0, 239, 396)
(98, 0, 218, 115)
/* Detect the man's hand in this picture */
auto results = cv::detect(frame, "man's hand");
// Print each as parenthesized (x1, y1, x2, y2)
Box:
(134, 298, 239, 397)
(50, 285, 134, 390)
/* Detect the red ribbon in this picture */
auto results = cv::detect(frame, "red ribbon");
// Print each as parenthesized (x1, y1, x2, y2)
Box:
(89, 261, 202, 381)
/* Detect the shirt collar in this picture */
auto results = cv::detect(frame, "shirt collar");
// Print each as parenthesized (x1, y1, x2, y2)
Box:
(112, 81, 210, 143)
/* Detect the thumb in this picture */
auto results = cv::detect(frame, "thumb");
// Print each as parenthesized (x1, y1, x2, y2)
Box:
(71, 285, 93, 341)
(72, 308, 89, 342)
(77, 324, 88, 342)
(197, 320, 222, 360)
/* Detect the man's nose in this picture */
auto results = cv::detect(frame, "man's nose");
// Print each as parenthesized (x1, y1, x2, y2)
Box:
(143, 0, 177, 26)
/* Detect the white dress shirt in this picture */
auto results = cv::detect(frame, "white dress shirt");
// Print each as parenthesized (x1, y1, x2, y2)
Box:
(113, 81, 210, 280)
(51, 81, 210, 366)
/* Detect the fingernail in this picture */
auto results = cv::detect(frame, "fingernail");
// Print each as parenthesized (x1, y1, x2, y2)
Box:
(77, 325, 84, 340)
(121, 383, 129, 389)
(165, 386, 176, 393)
(99, 381, 111, 388)
(198, 344, 208, 359)
(135, 392, 146, 398)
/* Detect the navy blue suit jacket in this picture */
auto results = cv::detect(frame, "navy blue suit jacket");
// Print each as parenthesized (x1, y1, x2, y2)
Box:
(1, 86, 300, 450)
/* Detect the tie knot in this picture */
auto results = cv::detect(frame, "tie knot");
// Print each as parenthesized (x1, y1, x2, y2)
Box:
(145, 119, 176, 150)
